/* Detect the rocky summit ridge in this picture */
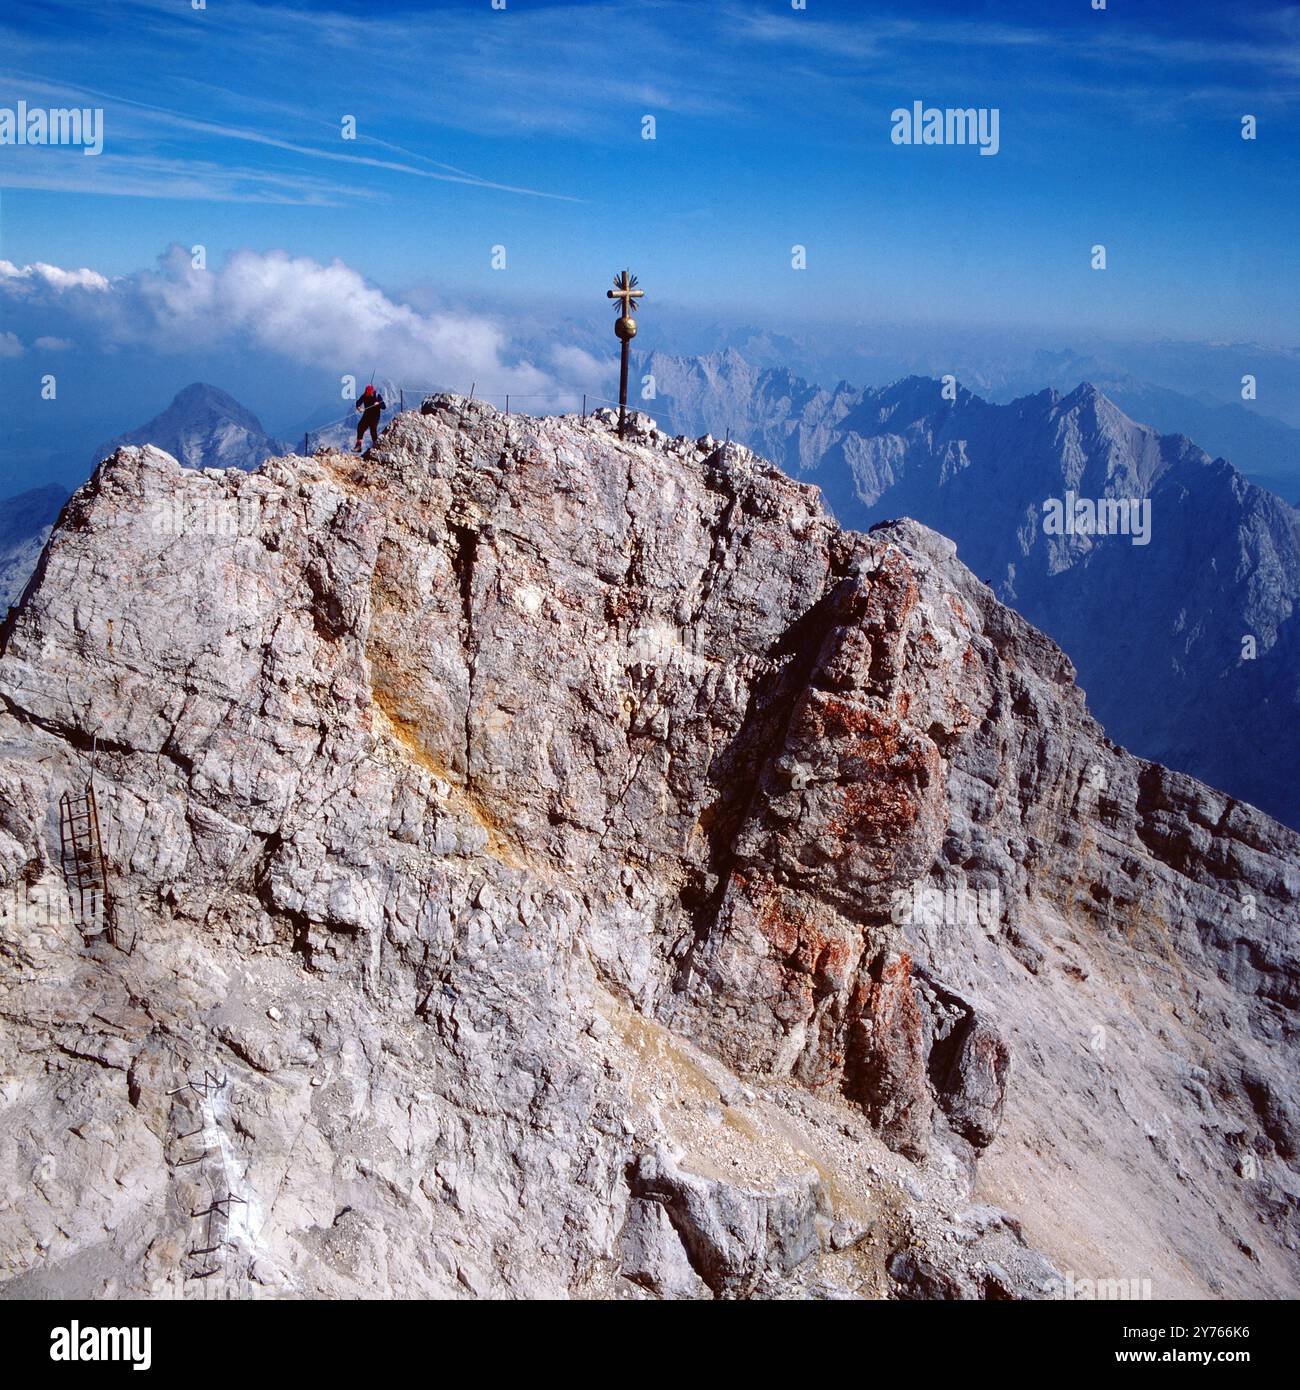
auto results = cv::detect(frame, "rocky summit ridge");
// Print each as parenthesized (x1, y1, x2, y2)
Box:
(0, 396, 1296, 1300)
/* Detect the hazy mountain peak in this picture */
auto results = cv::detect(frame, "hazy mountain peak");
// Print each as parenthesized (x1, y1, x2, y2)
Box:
(165, 381, 265, 426)
(0, 483, 66, 550)
(94, 382, 286, 472)
(1059, 380, 1101, 404)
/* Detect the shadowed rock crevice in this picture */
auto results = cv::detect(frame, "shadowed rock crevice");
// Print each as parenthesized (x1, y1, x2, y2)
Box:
(672, 582, 852, 987)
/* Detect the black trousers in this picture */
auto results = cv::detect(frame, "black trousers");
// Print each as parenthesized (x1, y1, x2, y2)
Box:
(357, 408, 381, 444)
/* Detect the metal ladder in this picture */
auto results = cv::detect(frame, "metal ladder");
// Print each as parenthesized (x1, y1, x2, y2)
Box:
(59, 778, 108, 936)
(57, 743, 136, 952)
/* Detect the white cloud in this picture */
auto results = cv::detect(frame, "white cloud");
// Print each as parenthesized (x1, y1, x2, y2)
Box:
(488, 344, 614, 413)
(0, 246, 558, 397)
(0, 259, 110, 292)
(34, 336, 73, 350)
(0, 332, 24, 358)
(547, 343, 611, 387)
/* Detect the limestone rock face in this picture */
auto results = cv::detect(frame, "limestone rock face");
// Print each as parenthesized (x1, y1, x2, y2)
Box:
(0, 397, 1296, 1300)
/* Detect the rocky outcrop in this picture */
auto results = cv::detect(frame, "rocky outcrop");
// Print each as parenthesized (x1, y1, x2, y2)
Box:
(623, 1148, 822, 1297)
(0, 397, 1296, 1299)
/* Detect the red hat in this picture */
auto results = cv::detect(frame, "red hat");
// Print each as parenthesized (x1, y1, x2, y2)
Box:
(363, 383, 375, 394)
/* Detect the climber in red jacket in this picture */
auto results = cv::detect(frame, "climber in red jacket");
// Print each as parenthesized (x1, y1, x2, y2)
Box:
(355, 383, 385, 451)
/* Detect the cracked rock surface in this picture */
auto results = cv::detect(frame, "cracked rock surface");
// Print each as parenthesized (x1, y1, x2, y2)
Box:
(0, 396, 1296, 1299)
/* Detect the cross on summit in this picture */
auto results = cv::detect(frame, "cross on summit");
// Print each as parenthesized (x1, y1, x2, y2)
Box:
(606, 269, 645, 439)
(607, 270, 644, 319)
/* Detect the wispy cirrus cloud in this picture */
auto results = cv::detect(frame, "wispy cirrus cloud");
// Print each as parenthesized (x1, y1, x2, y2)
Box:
(732, 3, 1300, 102)
(5, 0, 1292, 218)
(0, 148, 373, 207)
(0, 69, 581, 205)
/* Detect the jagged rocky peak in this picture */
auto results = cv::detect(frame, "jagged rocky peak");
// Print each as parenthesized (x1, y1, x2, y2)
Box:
(0, 396, 1296, 1300)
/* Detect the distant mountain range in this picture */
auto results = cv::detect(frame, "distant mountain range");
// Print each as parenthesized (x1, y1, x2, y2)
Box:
(634, 339, 1300, 506)
(1086, 383, 1300, 507)
(986, 355, 1300, 507)
(648, 350, 1300, 829)
(93, 382, 287, 474)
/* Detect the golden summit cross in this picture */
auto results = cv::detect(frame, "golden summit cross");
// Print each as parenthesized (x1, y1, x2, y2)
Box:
(607, 270, 644, 319)
(607, 269, 645, 438)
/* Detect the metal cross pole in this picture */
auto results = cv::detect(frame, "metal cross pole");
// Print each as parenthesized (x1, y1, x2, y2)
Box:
(607, 270, 645, 439)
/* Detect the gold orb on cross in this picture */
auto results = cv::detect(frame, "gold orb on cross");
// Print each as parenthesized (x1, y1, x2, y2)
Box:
(608, 270, 644, 340)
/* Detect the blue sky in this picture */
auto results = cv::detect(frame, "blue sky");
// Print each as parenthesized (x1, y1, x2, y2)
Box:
(2, 0, 1298, 342)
